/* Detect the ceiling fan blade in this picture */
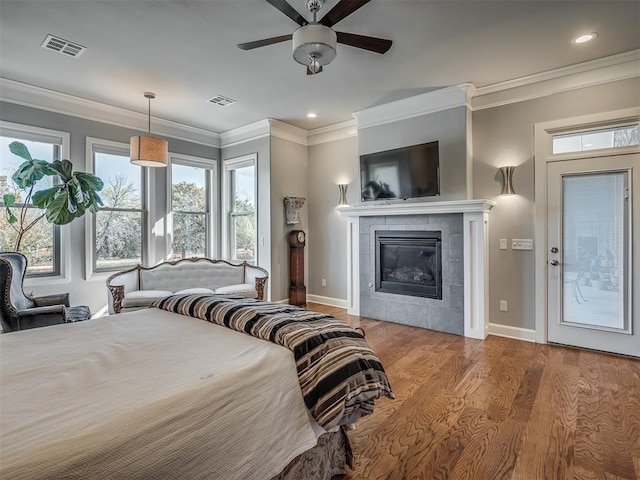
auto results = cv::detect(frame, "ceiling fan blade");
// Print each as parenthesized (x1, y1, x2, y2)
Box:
(265, 0, 307, 26)
(237, 34, 292, 50)
(336, 31, 392, 54)
(320, 0, 371, 28)
(307, 65, 323, 75)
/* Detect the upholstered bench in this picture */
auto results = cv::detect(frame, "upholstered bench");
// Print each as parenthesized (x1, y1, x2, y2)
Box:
(106, 258, 269, 315)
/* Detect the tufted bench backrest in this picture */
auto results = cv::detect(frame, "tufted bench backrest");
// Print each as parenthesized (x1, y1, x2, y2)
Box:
(140, 260, 245, 292)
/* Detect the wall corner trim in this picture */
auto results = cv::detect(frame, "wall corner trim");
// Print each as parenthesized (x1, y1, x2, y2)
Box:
(307, 119, 357, 145)
(219, 119, 271, 148)
(269, 119, 309, 146)
(306, 294, 348, 309)
(353, 83, 473, 130)
(488, 323, 537, 343)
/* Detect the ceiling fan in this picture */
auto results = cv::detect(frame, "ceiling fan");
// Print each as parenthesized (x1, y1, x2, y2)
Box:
(238, 0, 392, 75)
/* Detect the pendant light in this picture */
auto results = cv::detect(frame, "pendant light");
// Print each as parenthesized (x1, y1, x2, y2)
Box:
(130, 92, 168, 167)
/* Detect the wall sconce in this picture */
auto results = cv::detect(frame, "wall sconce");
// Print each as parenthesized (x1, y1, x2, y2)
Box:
(337, 184, 349, 206)
(499, 166, 516, 195)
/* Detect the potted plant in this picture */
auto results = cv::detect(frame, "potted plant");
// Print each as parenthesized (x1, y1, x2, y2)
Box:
(2, 141, 104, 252)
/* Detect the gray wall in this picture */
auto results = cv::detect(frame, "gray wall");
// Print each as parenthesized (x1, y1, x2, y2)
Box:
(358, 106, 469, 202)
(0, 101, 220, 313)
(307, 136, 359, 301)
(270, 136, 309, 302)
(472, 77, 640, 330)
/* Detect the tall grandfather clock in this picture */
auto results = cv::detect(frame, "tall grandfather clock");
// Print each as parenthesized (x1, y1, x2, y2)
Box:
(289, 230, 306, 306)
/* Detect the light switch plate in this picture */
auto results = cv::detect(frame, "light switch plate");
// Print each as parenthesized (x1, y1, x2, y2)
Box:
(512, 239, 533, 250)
(499, 238, 508, 250)
(500, 300, 508, 312)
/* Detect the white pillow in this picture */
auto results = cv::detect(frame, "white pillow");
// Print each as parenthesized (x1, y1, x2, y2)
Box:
(174, 288, 215, 295)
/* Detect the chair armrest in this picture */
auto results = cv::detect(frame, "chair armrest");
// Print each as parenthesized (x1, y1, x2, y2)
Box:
(32, 293, 70, 307)
(15, 305, 66, 331)
(244, 264, 269, 300)
(107, 284, 125, 314)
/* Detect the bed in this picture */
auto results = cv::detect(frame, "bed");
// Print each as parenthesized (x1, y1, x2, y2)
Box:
(0, 295, 393, 479)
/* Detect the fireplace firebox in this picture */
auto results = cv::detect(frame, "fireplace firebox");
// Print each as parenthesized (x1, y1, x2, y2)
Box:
(375, 230, 442, 299)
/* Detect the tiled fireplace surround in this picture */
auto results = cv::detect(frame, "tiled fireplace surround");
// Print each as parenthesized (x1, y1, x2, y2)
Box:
(339, 200, 494, 339)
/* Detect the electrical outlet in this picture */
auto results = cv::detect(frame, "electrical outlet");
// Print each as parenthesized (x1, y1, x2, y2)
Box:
(321, 279, 326, 287)
(500, 300, 508, 312)
(499, 238, 507, 250)
(512, 239, 533, 250)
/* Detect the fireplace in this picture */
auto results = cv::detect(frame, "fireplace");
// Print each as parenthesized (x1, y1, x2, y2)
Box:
(375, 230, 442, 299)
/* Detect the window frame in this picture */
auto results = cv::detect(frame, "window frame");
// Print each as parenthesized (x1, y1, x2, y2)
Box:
(222, 154, 257, 264)
(0, 121, 71, 284)
(85, 137, 148, 279)
(166, 153, 217, 261)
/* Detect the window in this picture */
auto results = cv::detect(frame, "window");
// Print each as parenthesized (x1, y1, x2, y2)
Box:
(553, 124, 639, 154)
(0, 122, 69, 278)
(87, 139, 146, 273)
(223, 155, 256, 263)
(169, 155, 216, 260)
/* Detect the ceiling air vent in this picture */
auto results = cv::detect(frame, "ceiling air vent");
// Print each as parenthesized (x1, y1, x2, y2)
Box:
(208, 94, 237, 107)
(41, 34, 86, 58)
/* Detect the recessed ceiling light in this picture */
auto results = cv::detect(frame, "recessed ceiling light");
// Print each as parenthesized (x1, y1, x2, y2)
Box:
(572, 32, 597, 45)
(307, 113, 317, 118)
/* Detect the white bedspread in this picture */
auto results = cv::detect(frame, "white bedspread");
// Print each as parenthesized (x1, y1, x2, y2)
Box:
(0, 308, 320, 480)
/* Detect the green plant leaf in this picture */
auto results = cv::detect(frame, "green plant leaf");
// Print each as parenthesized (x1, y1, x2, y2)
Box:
(75, 171, 104, 192)
(5, 208, 17, 224)
(12, 159, 52, 189)
(32, 186, 60, 210)
(3, 194, 16, 207)
(45, 190, 74, 224)
(48, 159, 74, 182)
(8, 141, 33, 161)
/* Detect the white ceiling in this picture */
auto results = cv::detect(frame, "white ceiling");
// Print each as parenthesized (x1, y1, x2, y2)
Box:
(1, 1, 638, 134)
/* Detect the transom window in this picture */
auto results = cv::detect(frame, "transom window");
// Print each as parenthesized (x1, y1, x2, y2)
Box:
(552, 124, 639, 154)
(170, 155, 215, 260)
(88, 139, 146, 273)
(0, 123, 68, 277)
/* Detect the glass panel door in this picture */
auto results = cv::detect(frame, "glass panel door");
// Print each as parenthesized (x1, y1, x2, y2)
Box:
(561, 172, 628, 332)
(547, 154, 638, 357)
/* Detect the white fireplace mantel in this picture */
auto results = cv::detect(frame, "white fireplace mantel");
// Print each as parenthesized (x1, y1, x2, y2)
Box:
(338, 199, 495, 340)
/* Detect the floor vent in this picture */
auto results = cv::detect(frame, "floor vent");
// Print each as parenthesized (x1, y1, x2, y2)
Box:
(41, 34, 86, 58)
(207, 94, 237, 107)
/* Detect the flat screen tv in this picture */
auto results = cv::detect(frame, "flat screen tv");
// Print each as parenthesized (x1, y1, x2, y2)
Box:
(360, 141, 440, 202)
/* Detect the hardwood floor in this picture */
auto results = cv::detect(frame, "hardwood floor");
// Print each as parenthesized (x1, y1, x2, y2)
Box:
(305, 303, 640, 480)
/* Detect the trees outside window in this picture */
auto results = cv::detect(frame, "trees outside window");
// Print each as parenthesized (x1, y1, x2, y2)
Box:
(224, 156, 256, 263)
(0, 132, 61, 276)
(91, 142, 145, 272)
(170, 160, 212, 260)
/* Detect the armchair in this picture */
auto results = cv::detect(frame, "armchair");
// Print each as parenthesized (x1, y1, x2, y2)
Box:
(0, 252, 91, 333)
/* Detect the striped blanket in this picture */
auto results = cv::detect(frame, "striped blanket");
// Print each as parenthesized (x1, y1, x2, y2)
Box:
(152, 295, 394, 430)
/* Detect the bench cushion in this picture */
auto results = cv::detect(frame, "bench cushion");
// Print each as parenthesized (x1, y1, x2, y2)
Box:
(122, 290, 173, 309)
(214, 284, 258, 298)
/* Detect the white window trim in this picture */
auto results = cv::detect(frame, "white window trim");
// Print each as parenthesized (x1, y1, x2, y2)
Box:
(0, 120, 71, 285)
(166, 153, 218, 261)
(533, 107, 640, 344)
(85, 137, 149, 280)
(222, 154, 257, 262)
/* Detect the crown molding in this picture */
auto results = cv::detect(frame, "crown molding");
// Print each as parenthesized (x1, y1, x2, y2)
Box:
(471, 49, 640, 110)
(219, 119, 271, 148)
(308, 119, 357, 146)
(0, 78, 221, 148)
(353, 83, 473, 130)
(269, 119, 308, 146)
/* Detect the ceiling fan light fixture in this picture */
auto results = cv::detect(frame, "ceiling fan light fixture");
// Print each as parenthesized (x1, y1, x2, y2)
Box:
(292, 24, 337, 67)
(308, 54, 322, 74)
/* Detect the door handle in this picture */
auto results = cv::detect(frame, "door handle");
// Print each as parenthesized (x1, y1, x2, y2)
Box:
(550, 260, 560, 266)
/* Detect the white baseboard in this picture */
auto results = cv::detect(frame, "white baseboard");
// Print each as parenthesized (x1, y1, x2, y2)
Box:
(306, 294, 348, 309)
(273, 298, 290, 304)
(488, 323, 536, 343)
